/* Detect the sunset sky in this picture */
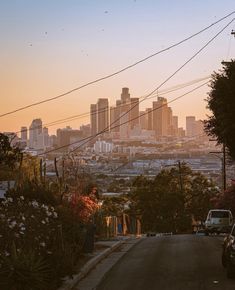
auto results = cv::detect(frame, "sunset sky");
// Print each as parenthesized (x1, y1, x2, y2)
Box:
(0, 1, 234, 135)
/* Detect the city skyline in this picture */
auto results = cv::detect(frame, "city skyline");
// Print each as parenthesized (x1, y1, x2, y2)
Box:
(9, 88, 205, 152)
(3, 85, 208, 136)
(0, 1, 234, 134)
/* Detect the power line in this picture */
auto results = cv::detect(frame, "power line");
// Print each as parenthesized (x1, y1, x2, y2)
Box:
(25, 17, 235, 162)
(0, 11, 234, 118)
(37, 17, 235, 157)
(15, 75, 210, 135)
(65, 17, 235, 154)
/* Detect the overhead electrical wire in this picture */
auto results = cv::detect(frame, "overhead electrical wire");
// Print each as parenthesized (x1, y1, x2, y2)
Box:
(0, 11, 234, 118)
(36, 16, 235, 159)
(61, 17, 235, 155)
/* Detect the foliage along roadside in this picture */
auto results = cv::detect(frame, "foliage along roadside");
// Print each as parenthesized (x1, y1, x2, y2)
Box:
(130, 163, 219, 233)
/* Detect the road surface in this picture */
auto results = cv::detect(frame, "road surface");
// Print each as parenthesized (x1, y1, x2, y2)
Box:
(97, 234, 235, 290)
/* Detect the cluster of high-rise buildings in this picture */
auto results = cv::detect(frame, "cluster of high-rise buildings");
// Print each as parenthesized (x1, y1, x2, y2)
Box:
(90, 87, 204, 141)
(18, 119, 51, 150)
(9, 87, 204, 152)
(16, 120, 91, 151)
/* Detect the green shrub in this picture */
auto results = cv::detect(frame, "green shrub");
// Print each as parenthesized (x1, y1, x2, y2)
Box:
(0, 245, 52, 290)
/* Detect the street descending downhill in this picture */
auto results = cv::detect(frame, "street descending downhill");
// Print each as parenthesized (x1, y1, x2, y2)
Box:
(97, 235, 235, 290)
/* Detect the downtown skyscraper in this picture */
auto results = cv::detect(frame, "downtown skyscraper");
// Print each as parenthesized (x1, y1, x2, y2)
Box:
(90, 98, 109, 138)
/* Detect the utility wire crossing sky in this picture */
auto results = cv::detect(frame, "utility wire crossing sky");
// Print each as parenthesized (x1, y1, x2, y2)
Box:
(0, 1, 234, 133)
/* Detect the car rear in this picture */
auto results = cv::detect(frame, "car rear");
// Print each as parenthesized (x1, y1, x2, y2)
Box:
(205, 210, 233, 234)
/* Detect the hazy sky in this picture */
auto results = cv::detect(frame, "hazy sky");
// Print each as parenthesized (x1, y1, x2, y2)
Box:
(0, 1, 234, 134)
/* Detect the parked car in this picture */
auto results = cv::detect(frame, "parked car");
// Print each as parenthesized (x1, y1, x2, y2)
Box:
(222, 223, 235, 278)
(205, 209, 233, 235)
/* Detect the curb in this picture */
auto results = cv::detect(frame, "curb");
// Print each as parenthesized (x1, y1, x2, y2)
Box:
(58, 240, 124, 290)
(95, 237, 143, 288)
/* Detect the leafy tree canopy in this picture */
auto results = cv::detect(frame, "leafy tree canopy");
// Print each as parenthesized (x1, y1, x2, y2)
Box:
(130, 164, 218, 233)
(0, 133, 22, 169)
(212, 184, 235, 215)
(204, 60, 235, 159)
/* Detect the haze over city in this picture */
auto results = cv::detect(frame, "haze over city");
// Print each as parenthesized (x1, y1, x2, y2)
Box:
(1, 0, 234, 134)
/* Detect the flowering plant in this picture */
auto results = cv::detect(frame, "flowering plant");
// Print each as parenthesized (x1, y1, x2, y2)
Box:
(71, 193, 99, 223)
(0, 196, 59, 258)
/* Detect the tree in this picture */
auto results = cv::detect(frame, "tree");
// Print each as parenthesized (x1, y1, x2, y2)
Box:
(186, 173, 218, 222)
(130, 164, 218, 233)
(204, 60, 235, 159)
(101, 195, 130, 216)
(212, 184, 235, 215)
(0, 133, 22, 169)
(0, 133, 22, 181)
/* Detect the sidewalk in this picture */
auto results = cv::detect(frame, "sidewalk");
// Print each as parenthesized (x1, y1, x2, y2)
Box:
(59, 236, 142, 290)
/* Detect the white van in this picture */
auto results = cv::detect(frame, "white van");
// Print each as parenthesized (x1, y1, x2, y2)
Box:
(205, 209, 233, 235)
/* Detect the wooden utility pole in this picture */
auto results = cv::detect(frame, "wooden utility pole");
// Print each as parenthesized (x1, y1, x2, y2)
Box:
(209, 143, 227, 192)
(223, 144, 226, 192)
(178, 161, 183, 193)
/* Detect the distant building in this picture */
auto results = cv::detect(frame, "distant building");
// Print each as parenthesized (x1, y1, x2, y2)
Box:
(29, 119, 42, 149)
(49, 135, 57, 147)
(121, 87, 130, 104)
(94, 139, 113, 153)
(97, 98, 109, 134)
(195, 120, 204, 137)
(21, 126, 27, 141)
(129, 125, 155, 141)
(119, 112, 130, 139)
(139, 111, 148, 130)
(90, 104, 97, 136)
(120, 88, 131, 115)
(130, 97, 139, 129)
(146, 108, 153, 130)
(186, 116, 196, 137)
(172, 116, 178, 136)
(56, 126, 82, 149)
(41, 127, 50, 148)
(110, 105, 121, 133)
(167, 107, 173, 136)
(80, 124, 91, 137)
(152, 97, 168, 137)
(29, 123, 49, 150)
(178, 127, 186, 137)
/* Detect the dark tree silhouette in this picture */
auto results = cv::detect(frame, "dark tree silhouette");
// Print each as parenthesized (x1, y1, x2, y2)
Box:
(130, 165, 217, 233)
(0, 133, 21, 169)
(212, 185, 235, 215)
(204, 60, 235, 159)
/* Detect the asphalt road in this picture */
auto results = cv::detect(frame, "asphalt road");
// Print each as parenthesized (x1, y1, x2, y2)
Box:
(97, 234, 235, 290)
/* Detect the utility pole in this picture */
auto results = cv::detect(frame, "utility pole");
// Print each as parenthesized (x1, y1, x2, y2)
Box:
(164, 161, 184, 192)
(178, 161, 183, 193)
(209, 141, 226, 192)
(223, 144, 226, 192)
